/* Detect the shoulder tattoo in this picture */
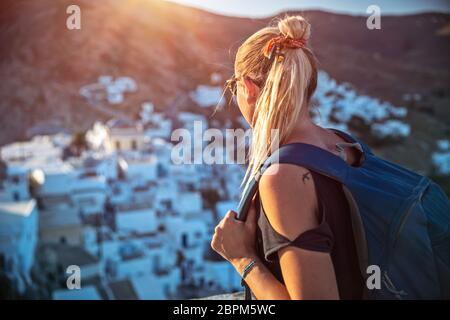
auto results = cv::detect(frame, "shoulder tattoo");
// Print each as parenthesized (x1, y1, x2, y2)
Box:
(302, 171, 311, 184)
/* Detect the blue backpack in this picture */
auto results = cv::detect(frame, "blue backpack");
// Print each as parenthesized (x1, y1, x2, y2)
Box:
(238, 128, 450, 300)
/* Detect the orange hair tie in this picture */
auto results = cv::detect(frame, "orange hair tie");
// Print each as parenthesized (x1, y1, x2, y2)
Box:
(263, 35, 307, 60)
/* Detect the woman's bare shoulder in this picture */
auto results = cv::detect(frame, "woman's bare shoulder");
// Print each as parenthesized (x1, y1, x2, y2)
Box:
(259, 163, 319, 241)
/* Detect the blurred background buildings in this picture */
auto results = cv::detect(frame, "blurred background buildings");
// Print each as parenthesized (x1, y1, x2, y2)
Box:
(0, 0, 449, 299)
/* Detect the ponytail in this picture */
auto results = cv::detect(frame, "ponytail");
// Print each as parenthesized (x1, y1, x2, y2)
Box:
(235, 15, 318, 192)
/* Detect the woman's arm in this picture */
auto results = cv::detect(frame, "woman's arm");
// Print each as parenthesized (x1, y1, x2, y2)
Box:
(259, 164, 339, 300)
(211, 163, 339, 300)
(231, 255, 291, 300)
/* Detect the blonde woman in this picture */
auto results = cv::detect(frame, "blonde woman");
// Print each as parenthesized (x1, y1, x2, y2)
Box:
(211, 15, 364, 300)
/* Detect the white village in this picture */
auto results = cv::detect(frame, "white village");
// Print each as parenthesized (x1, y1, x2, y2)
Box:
(0, 72, 448, 300)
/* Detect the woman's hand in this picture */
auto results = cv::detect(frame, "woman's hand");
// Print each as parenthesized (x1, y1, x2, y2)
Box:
(210, 199, 258, 268)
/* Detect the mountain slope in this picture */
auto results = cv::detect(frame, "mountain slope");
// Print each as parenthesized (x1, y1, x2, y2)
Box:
(0, 0, 449, 174)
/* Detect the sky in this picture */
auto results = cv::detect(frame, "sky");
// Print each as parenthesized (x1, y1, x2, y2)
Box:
(167, 0, 450, 18)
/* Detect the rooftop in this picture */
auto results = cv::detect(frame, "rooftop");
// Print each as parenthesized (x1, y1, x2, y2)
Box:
(0, 199, 36, 218)
(43, 243, 100, 267)
(108, 279, 138, 300)
(39, 206, 81, 228)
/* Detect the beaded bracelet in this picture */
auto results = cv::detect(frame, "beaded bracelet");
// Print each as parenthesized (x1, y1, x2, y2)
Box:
(240, 259, 257, 286)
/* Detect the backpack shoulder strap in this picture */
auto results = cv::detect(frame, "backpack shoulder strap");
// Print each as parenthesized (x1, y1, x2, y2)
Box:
(237, 139, 352, 221)
(260, 142, 350, 183)
(330, 128, 373, 155)
(237, 176, 259, 221)
(260, 128, 371, 182)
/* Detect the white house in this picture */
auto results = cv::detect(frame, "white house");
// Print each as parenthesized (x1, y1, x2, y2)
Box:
(173, 192, 203, 217)
(38, 166, 74, 200)
(82, 226, 99, 257)
(80, 75, 137, 106)
(223, 164, 245, 201)
(81, 153, 119, 180)
(140, 236, 177, 274)
(130, 184, 155, 205)
(139, 102, 173, 140)
(82, 226, 121, 262)
(0, 199, 38, 293)
(115, 203, 157, 234)
(165, 216, 208, 249)
(144, 119, 172, 140)
(108, 180, 133, 206)
(204, 260, 241, 292)
(0, 166, 30, 202)
(107, 119, 149, 152)
(124, 154, 158, 185)
(165, 216, 208, 267)
(98, 228, 121, 260)
(0, 135, 65, 169)
(153, 178, 177, 212)
(70, 175, 107, 216)
(176, 112, 208, 159)
(113, 242, 152, 279)
(42, 243, 102, 286)
(189, 85, 224, 108)
(432, 139, 450, 175)
(39, 204, 82, 246)
(130, 270, 180, 299)
(177, 112, 208, 131)
(149, 138, 172, 165)
(169, 163, 199, 186)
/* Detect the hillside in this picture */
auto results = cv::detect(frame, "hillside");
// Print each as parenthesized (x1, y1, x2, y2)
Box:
(0, 0, 449, 176)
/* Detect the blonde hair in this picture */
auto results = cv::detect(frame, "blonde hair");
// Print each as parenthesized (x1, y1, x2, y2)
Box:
(236, 15, 318, 192)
